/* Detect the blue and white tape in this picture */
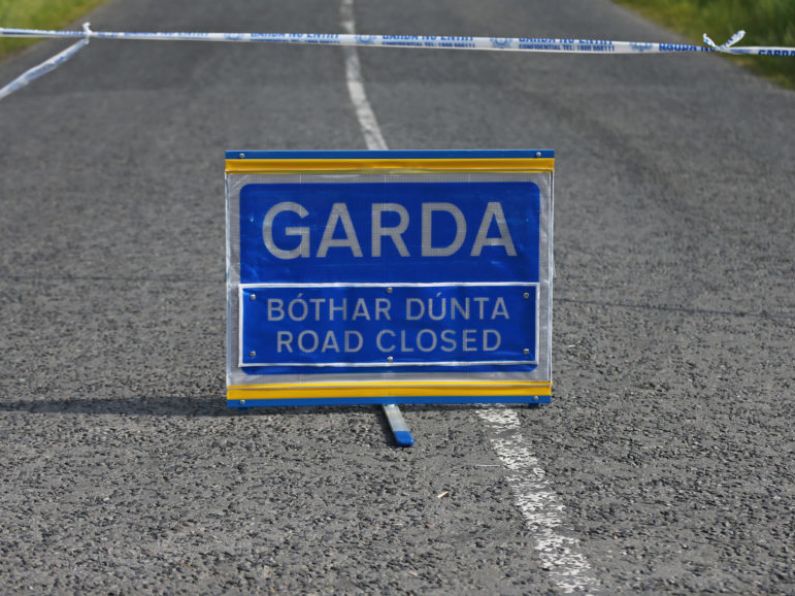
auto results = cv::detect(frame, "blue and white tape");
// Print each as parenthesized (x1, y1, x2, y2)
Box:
(2, 25, 795, 56)
(0, 24, 91, 101)
(1, 24, 794, 102)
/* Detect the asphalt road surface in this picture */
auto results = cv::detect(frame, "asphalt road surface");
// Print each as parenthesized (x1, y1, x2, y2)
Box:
(1, 0, 794, 593)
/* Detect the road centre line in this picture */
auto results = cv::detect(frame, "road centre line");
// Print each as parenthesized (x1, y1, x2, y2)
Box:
(339, 0, 387, 151)
(478, 408, 600, 594)
(338, 1, 600, 592)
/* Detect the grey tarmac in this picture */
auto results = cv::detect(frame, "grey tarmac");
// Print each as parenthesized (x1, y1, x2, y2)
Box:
(0, 0, 793, 593)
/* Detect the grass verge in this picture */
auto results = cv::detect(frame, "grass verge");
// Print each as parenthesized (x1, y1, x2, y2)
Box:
(614, 0, 795, 89)
(0, 0, 105, 61)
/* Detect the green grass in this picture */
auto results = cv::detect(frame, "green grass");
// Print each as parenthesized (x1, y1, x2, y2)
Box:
(0, 0, 105, 60)
(615, 0, 795, 88)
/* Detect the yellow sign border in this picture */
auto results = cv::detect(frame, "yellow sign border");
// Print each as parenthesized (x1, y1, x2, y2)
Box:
(227, 380, 552, 401)
(225, 157, 555, 175)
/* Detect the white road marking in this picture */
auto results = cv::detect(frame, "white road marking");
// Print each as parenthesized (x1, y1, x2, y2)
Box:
(478, 408, 600, 594)
(339, 0, 387, 151)
(339, 1, 600, 592)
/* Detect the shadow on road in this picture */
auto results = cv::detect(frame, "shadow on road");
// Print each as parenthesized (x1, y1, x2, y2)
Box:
(0, 396, 419, 446)
(0, 395, 477, 421)
(0, 396, 234, 417)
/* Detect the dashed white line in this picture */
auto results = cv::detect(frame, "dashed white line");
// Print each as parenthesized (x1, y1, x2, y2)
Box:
(339, 0, 387, 151)
(478, 408, 600, 594)
(338, 1, 600, 592)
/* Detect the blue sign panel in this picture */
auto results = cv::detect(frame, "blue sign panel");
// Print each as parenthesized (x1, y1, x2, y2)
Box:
(226, 150, 554, 409)
(239, 284, 537, 373)
(239, 181, 540, 284)
(238, 179, 542, 375)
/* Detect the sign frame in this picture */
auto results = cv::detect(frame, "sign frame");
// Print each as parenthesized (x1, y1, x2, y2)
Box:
(225, 150, 555, 409)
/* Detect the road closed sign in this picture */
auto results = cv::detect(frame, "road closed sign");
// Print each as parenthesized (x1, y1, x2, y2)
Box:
(225, 150, 554, 407)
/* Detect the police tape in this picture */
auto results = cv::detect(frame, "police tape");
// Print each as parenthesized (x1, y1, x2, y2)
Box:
(0, 24, 91, 101)
(1, 24, 794, 102)
(2, 24, 795, 56)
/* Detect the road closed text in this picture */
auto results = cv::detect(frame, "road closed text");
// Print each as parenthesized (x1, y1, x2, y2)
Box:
(266, 294, 509, 355)
(240, 286, 537, 366)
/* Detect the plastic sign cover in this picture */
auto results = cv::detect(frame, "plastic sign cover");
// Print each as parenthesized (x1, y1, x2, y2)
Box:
(225, 150, 554, 407)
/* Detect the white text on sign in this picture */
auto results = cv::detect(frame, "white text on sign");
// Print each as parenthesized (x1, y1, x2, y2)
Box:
(262, 201, 517, 259)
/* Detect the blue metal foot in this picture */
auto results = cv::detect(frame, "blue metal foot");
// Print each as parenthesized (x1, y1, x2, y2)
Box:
(382, 404, 414, 447)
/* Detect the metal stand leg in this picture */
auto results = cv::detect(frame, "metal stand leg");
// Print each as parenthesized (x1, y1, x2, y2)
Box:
(382, 404, 414, 447)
